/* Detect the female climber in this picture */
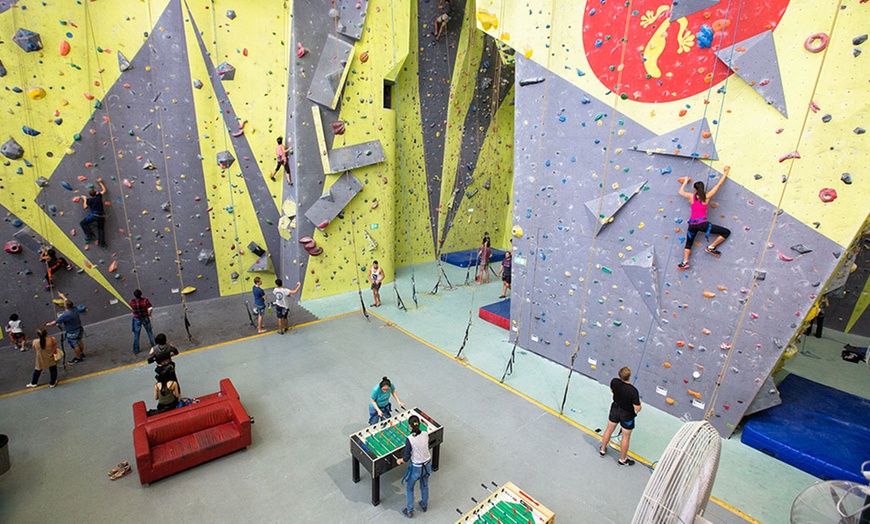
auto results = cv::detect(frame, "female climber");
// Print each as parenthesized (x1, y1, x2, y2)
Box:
(677, 166, 731, 270)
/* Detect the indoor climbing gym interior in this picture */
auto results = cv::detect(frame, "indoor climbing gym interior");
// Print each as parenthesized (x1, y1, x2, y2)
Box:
(0, 0, 868, 522)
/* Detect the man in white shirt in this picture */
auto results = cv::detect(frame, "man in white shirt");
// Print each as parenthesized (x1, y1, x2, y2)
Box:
(273, 279, 301, 335)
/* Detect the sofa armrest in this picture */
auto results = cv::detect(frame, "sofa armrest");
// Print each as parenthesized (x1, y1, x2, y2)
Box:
(227, 398, 252, 446)
(132, 425, 152, 479)
(133, 401, 148, 427)
(220, 378, 239, 400)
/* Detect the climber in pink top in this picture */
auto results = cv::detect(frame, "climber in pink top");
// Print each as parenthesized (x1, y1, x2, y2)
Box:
(270, 136, 292, 185)
(677, 166, 731, 270)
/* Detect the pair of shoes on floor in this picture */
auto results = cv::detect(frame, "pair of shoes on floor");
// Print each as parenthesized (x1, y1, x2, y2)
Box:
(402, 508, 414, 518)
(109, 462, 132, 480)
(108, 461, 129, 477)
(25, 383, 38, 389)
(618, 457, 636, 466)
(70, 357, 84, 364)
(418, 501, 427, 513)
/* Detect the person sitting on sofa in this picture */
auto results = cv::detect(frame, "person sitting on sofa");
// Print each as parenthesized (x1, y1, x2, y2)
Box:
(148, 369, 180, 416)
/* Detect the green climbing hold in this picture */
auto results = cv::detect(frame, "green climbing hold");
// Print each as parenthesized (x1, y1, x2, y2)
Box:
(73, 133, 81, 141)
(613, 321, 622, 327)
(594, 113, 605, 121)
(601, 267, 612, 274)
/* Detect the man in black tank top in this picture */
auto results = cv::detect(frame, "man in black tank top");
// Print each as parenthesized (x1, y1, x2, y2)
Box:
(599, 366, 641, 466)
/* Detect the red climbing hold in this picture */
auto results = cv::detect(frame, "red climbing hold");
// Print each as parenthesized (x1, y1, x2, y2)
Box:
(804, 33, 829, 53)
(818, 188, 837, 202)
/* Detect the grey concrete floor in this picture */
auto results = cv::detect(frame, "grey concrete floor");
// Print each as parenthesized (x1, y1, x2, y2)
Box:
(0, 312, 749, 523)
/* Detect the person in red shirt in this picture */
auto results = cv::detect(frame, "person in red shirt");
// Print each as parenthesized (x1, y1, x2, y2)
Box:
(130, 289, 155, 354)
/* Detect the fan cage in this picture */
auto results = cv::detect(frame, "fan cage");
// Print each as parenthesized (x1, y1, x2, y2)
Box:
(632, 421, 722, 524)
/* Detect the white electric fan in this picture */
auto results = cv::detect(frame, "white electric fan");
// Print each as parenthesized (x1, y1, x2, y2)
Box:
(632, 421, 722, 524)
(790, 466, 870, 524)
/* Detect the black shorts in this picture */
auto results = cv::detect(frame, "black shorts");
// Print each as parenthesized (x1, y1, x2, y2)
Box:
(371, 282, 381, 291)
(608, 403, 636, 431)
(502, 274, 511, 285)
(275, 306, 288, 319)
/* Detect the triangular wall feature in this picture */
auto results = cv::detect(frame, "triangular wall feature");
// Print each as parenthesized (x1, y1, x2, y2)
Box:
(715, 30, 788, 118)
(631, 119, 719, 160)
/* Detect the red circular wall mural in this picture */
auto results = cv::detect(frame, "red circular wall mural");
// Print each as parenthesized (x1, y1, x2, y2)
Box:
(582, 0, 790, 102)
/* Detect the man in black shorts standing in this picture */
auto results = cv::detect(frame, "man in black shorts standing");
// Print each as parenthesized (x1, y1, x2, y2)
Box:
(599, 366, 641, 465)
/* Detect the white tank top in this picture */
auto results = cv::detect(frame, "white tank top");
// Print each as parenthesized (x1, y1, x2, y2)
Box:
(408, 431, 431, 464)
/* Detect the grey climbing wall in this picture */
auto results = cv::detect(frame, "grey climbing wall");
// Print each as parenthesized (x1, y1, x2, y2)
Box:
(510, 57, 844, 436)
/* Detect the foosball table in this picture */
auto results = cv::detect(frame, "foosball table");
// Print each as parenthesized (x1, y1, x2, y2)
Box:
(349, 407, 443, 506)
(455, 481, 555, 523)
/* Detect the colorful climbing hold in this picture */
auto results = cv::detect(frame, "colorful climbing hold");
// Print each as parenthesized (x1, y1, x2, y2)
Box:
(818, 188, 837, 202)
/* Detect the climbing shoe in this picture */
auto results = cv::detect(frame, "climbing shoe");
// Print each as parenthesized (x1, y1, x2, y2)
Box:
(677, 262, 690, 270)
(705, 246, 721, 257)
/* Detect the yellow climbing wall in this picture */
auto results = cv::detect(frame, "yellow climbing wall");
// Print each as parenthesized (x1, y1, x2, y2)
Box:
(299, 0, 410, 299)
(182, 0, 287, 295)
(476, 0, 870, 247)
(0, 0, 174, 304)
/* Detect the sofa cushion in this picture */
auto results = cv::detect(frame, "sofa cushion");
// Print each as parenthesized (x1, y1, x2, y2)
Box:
(151, 422, 241, 470)
(145, 404, 234, 446)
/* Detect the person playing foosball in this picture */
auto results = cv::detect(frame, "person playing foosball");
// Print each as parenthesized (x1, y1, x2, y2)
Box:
(396, 415, 431, 518)
(369, 376, 404, 425)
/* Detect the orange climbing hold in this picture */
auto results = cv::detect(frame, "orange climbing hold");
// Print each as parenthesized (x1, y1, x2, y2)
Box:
(711, 19, 730, 32)
(678, 109, 688, 117)
(702, 328, 711, 335)
(666, 397, 675, 405)
(84, 93, 94, 101)
(663, 362, 671, 368)
(687, 390, 702, 399)
(717, 285, 727, 291)
(77, 175, 87, 181)
(59, 40, 71, 56)
(108, 261, 118, 273)
(676, 340, 686, 347)
(703, 291, 716, 298)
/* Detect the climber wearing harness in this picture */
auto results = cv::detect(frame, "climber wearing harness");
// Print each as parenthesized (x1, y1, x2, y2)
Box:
(677, 166, 731, 270)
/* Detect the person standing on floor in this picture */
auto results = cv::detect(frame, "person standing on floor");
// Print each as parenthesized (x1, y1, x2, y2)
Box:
(476, 233, 492, 284)
(25, 328, 59, 389)
(677, 166, 731, 270)
(252, 277, 268, 333)
(396, 415, 432, 518)
(147, 333, 179, 384)
(370, 261, 384, 307)
(369, 376, 405, 425)
(599, 366, 642, 466)
(497, 251, 512, 298)
(805, 295, 829, 339)
(273, 279, 301, 335)
(80, 177, 108, 249)
(270, 136, 292, 184)
(44, 292, 85, 363)
(7, 313, 26, 351)
(130, 289, 155, 354)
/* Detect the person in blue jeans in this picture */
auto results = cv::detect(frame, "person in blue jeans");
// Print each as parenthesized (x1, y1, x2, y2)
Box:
(80, 177, 108, 248)
(369, 376, 404, 425)
(396, 415, 432, 518)
(252, 277, 267, 333)
(130, 289, 155, 354)
(44, 292, 85, 363)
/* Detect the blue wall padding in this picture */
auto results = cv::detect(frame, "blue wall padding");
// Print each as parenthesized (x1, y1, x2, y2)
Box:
(440, 249, 506, 268)
(741, 374, 870, 483)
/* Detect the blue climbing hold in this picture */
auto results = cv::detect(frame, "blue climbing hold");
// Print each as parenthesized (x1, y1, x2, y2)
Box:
(61, 181, 73, 191)
(12, 218, 23, 227)
(696, 25, 714, 49)
(22, 126, 40, 136)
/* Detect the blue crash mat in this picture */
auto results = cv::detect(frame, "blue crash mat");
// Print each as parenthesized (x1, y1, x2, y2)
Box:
(440, 248, 506, 268)
(741, 374, 870, 483)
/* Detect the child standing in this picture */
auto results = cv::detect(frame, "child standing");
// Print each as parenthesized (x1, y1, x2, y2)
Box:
(7, 314, 25, 351)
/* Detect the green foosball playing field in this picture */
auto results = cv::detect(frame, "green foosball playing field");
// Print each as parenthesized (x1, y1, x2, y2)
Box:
(477, 501, 533, 524)
(364, 420, 429, 458)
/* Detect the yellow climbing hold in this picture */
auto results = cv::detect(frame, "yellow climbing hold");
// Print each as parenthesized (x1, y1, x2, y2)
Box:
(512, 225, 523, 237)
(52, 298, 65, 306)
(500, 32, 510, 41)
(638, 222, 645, 229)
(523, 47, 533, 59)
(476, 10, 499, 31)
(27, 87, 47, 100)
(181, 286, 196, 295)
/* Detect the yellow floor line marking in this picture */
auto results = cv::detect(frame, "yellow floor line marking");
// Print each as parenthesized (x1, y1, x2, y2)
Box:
(1, 307, 761, 523)
(368, 310, 762, 524)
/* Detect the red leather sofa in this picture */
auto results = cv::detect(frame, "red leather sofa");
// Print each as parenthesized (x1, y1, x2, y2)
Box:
(132, 378, 251, 484)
